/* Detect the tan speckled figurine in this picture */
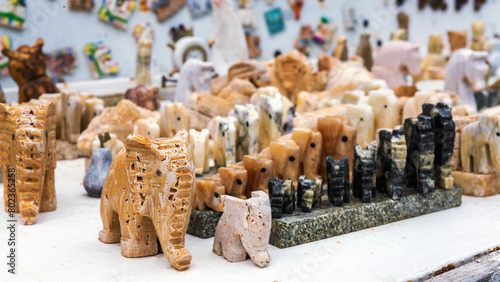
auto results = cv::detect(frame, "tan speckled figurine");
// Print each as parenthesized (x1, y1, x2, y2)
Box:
(98, 130, 195, 271)
(0, 102, 57, 225)
(213, 191, 271, 267)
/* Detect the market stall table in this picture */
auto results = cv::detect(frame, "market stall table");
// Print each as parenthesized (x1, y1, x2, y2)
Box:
(1, 158, 499, 281)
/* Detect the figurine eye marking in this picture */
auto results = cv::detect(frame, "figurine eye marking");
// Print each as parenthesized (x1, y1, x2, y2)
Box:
(260, 168, 267, 173)
(268, 113, 272, 119)
(289, 156, 296, 162)
(246, 121, 249, 127)
(310, 143, 315, 148)
(342, 136, 348, 142)
(156, 170, 162, 177)
(384, 105, 388, 109)
(177, 117, 181, 121)
(360, 118, 363, 121)
(214, 192, 219, 198)
(497, 132, 500, 137)
(236, 179, 242, 185)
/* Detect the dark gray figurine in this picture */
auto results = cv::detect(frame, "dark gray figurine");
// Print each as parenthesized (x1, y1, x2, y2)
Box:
(353, 144, 377, 203)
(376, 129, 406, 200)
(269, 177, 295, 218)
(326, 156, 350, 206)
(83, 133, 113, 197)
(403, 113, 435, 194)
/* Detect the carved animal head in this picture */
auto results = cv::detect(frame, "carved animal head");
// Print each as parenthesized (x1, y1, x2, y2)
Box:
(274, 49, 313, 100)
(269, 139, 300, 181)
(403, 42, 422, 76)
(160, 103, 190, 138)
(367, 89, 400, 133)
(478, 115, 500, 171)
(464, 50, 489, 92)
(194, 176, 225, 212)
(243, 154, 274, 196)
(125, 130, 193, 215)
(2, 38, 46, 86)
(344, 103, 375, 147)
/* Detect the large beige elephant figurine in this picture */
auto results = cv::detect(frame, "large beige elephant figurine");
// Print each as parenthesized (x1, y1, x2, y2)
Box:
(213, 191, 271, 267)
(0, 102, 57, 225)
(461, 115, 500, 174)
(98, 130, 195, 271)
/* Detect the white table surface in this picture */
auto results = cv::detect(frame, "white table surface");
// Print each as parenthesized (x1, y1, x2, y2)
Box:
(1, 158, 499, 282)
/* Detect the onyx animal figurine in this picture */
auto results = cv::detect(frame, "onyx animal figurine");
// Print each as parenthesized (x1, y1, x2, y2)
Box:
(403, 115, 435, 194)
(2, 38, 59, 103)
(326, 156, 350, 206)
(98, 130, 195, 271)
(218, 166, 248, 199)
(422, 103, 455, 189)
(291, 128, 323, 179)
(376, 129, 406, 200)
(159, 102, 190, 138)
(272, 50, 313, 102)
(269, 177, 295, 218)
(193, 176, 225, 212)
(353, 144, 377, 203)
(234, 104, 259, 162)
(189, 129, 209, 176)
(213, 116, 238, 168)
(124, 85, 160, 111)
(297, 175, 322, 212)
(448, 30, 467, 53)
(333, 36, 348, 61)
(213, 191, 271, 268)
(0, 102, 57, 225)
(243, 154, 274, 197)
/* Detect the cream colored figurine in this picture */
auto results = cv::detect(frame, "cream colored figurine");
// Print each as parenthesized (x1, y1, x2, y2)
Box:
(213, 191, 271, 267)
(159, 102, 191, 138)
(471, 20, 491, 52)
(416, 34, 447, 81)
(98, 131, 195, 271)
(0, 102, 57, 225)
(133, 118, 160, 140)
(189, 129, 210, 175)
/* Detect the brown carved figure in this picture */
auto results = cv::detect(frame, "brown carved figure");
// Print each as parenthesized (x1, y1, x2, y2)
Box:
(98, 130, 195, 271)
(124, 85, 160, 111)
(0, 84, 5, 103)
(356, 33, 373, 71)
(333, 36, 348, 61)
(272, 50, 313, 102)
(448, 30, 467, 53)
(0, 102, 57, 225)
(2, 38, 59, 103)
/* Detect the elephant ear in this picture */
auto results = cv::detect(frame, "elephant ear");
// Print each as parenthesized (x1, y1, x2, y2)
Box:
(479, 115, 499, 142)
(125, 134, 164, 214)
(0, 104, 14, 170)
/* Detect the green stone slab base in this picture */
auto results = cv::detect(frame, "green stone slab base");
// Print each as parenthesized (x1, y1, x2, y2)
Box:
(187, 185, 462, 248)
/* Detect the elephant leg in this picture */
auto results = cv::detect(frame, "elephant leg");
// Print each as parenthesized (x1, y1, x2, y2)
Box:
(240, 235, 271, 267)
(40, 169, 56, 212)
(98, 195, 121, 243)
(3, 166, 19, 213)
(213, 223, 247, 262)
(120, 215, 158, 258)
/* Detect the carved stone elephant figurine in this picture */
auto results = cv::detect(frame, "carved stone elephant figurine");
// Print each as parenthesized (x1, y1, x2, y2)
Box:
(0, 102, 57, 225)
(213, 191, 271, 267)
(98, 130, 195, 271)
(193, 176, 226, 212)
(366, 89, 400, 137)
(159, 102, 190, 138)
(461, 115, 500, 174)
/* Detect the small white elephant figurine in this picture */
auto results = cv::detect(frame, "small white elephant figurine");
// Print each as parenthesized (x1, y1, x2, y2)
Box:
(174, 59, 215, 106)
(213, 191, 271, 267)
(461, 114, 500, 174)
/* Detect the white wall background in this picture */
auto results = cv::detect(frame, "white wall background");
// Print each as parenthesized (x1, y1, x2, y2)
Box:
(0, 0, 499, 100)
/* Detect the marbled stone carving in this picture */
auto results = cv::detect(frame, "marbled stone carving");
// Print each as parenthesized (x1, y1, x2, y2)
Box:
(214, 116, 238, 168)
(353, 144, 377, 203)
(452, 115, 478, 171)
(422, 103, 455, 189)
(213, 191, 271, 267)
(272, 49, 313, 102)
(0, 102, 57, 225)
(292, 128, 323, 179)
(124, 85, 160, 111)
(133, 117, 160, 140)
(258, 91, 283, 150)
(234, 104, 259, 162)
(2, 38, 59, 103)
(193, 176, 226, 212)
(98, 130, 194, 271)
(326, 156, 350, 206)
(189, 129, 209, 176)
(243, 154, 274, 197)
(376, 129, 406, 200)
(403, 115, 435, 194)
(461, 114, 500, 174)
(269, 177, 284, 218)
(297, 175, 315, 212)
(269, 139, 300, 186)
(160, 102, 190, 138)
(218, 166, 248, 199)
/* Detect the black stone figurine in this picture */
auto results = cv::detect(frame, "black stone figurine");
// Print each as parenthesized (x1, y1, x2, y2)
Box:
(376, 129, 406, 200)
(422, 103, 456, 189)
(297, 176, 322, 212)
(353, 144, 377, 203)
(269, 177, 295, 218)
(403, 114, 436, 194)
(326, 156, 350, 206)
